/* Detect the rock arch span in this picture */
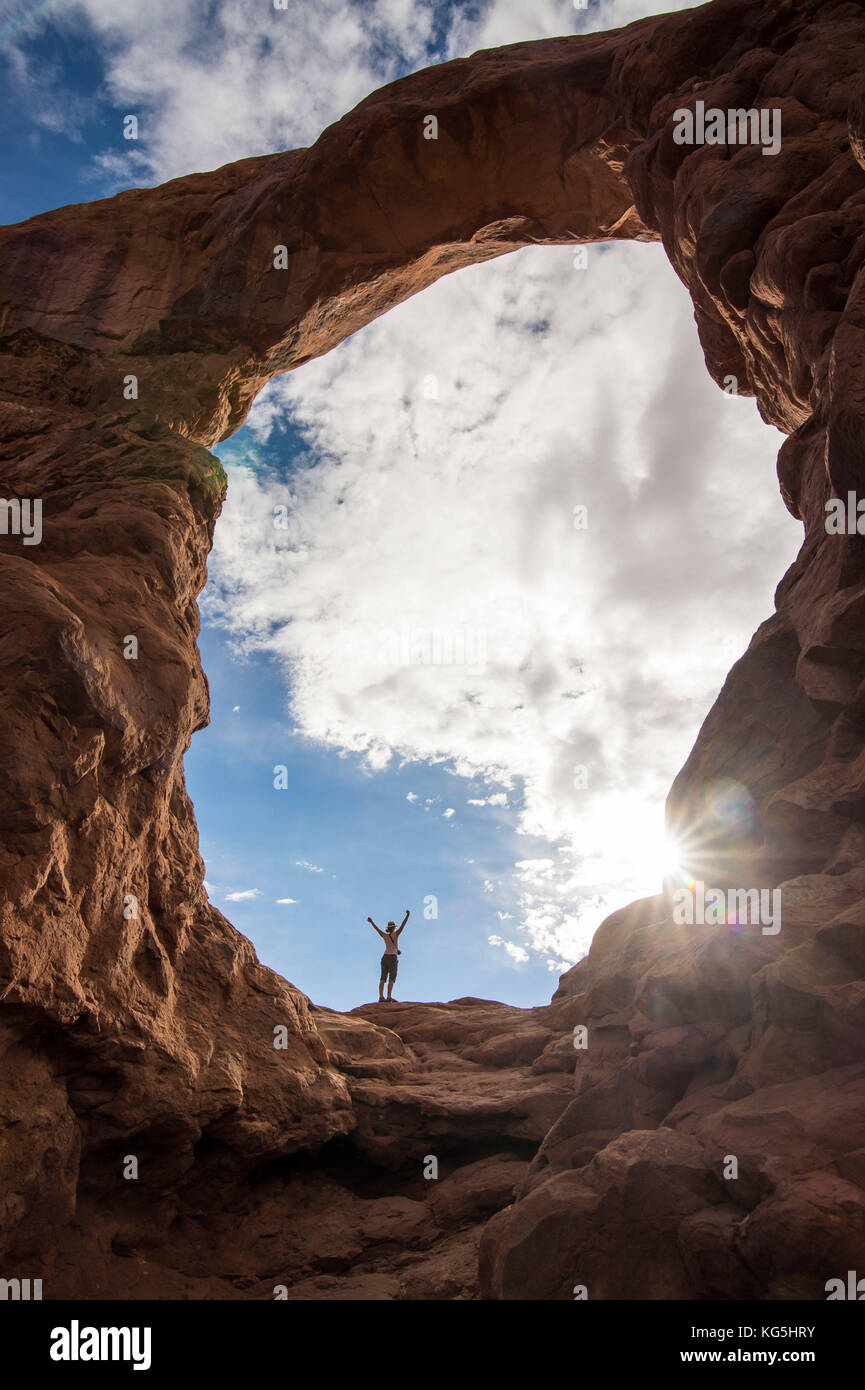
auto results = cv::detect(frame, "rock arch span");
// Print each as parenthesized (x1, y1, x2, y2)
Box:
(2, 0, 865, 1298)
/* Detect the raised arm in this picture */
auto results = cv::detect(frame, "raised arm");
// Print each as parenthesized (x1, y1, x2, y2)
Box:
(368, 916, 384, 937)
(396, 908, 410, 936)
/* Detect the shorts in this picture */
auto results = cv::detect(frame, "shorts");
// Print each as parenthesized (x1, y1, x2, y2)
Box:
(380, 953, 398, 982)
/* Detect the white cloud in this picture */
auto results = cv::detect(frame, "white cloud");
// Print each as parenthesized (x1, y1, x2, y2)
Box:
(204, 237, 801, 971)
(32, 0, 442, 187)
(232, 705, 240, 712)
(8, 0, 707, 192)
(225, 888, 262, 901)
(295, 860, 323, 873)
(488, 934, 530, 965)
(276, 897, 298, 905)
(443, 808, 455, 819)
(406, 792, 418, 803)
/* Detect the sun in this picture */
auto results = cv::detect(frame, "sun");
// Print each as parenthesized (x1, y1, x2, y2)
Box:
(643, 825, 686, 884)
(659, 834, 686, 881)
(594, 798, 687, 893)
(634, 814, 683, 885)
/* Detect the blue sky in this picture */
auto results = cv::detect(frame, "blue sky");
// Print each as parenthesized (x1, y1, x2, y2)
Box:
(188, 620, 559, 1007)
(1, 0, 803, 1010)
(187, 399, 573, 1011)
(0, 13, 108, 221)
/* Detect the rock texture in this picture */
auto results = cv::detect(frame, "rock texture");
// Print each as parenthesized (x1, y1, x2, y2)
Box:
(34, 1001, 574, 1299)
(3, 0, 865, 1298)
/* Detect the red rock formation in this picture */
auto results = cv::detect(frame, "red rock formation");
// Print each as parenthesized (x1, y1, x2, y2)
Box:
(3, 0, 865, 1298)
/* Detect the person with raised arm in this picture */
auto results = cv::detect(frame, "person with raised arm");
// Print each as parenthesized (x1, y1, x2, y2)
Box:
(368, 908, 409, 1002)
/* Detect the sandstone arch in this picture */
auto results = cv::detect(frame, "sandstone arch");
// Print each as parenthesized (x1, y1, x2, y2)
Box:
(2, 0, 865, 1298)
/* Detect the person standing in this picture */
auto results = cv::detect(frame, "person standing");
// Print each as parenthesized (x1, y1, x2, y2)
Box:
(368, 908, 409, 1002)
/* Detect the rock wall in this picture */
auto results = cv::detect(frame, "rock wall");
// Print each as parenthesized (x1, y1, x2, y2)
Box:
(2, 0, 865, 1298)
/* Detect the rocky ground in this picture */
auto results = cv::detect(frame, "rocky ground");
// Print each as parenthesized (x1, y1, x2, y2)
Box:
(29, 998, 575, 1299)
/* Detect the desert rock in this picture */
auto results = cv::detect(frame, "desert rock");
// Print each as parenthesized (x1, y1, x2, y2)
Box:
(3, 0, 865, 1298)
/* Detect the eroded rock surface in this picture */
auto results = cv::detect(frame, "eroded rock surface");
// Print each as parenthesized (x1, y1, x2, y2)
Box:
(3, 0, 865, 1298)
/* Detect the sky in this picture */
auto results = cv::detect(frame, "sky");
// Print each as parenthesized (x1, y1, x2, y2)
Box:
(1, 0, 805, 1010)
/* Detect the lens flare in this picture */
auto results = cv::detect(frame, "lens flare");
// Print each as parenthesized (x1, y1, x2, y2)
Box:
(704, 778, 755, 836)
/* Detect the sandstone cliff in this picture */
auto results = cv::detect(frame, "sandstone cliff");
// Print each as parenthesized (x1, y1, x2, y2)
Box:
(2, 0, 865, 1298)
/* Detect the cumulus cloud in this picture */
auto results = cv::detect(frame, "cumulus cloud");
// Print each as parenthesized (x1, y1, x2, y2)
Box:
(488, 934, 530, 965)
(225, 888, 262, 901)
(24, 0, 443, 187)
(7, 0, 707, 191)
(203, 236, 801, 969)
(276, 897, 298, 905)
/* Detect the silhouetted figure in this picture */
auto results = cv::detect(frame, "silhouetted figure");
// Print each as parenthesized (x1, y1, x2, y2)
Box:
(368, 909, 409, 1002)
